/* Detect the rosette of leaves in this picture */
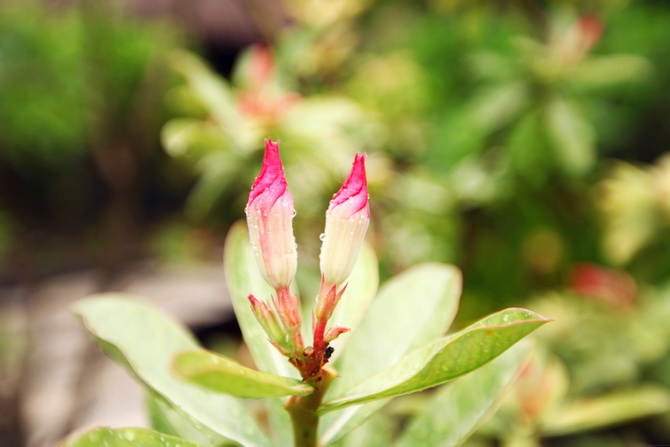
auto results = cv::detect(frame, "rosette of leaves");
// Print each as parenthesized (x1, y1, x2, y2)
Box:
(64, 222, 549, 447)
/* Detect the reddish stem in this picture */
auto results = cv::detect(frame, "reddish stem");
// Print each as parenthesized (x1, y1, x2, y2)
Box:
(313, 315, 328, 353)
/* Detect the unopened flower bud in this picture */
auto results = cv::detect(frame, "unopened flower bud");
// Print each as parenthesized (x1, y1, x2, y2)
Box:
(246, 139, 298, 290)
(319, 153, 370, 287)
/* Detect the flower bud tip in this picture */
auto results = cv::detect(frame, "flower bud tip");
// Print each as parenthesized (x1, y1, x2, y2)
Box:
(319, 153, 370, 286)
(246, 139, 298, 290)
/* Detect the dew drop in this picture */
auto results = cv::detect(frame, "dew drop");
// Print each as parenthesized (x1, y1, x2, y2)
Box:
(319, 233, 326, 241)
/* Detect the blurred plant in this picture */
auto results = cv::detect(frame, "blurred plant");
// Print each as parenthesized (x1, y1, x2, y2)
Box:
(162, 44, 380, 231)
(64, 140, 549, 447)
(431, 10, 650, 187)
(529, 265, 670, 395)
(468, 260, 670, 447)
(339, 5, 656, 314)
(0, 0, 181, 275)
(473, 275, 670, 447)
(474, 347, 670, 447)
(568, 262, 636, 309)
(597, 154, 670, 267)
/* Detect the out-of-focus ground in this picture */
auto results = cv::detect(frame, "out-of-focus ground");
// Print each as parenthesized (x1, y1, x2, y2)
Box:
(1, 264, 232, 447)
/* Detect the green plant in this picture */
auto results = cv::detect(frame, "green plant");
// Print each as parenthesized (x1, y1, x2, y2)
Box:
(64, 140, 548, 447)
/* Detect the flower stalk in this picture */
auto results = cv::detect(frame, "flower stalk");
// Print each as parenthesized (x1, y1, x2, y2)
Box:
(286, 366, 337, 447)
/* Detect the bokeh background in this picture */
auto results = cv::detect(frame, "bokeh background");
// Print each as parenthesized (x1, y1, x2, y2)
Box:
(2, 0, 670, 446)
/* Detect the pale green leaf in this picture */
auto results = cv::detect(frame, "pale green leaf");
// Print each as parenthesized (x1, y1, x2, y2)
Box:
(545, 96, 595, 177)
(541, 386, 670, 436)
(174, 349, 313, 398)
(330, 411, 395, 447)
(396, 342, 533, 447)
(320, 308, 549, 413)
(73, 296, 271, 447)
(469, 81, 530, 133)
(160, 118, 230, 160)
(223, 221, 295, 445)
(61, 427, 213, 447)
(185, 152, 246, 219)
(223, 221, 296, 378)
(571, 55, 651, 88)
(146, 395, 217, 445)
(265, 399, 293, 447)
(328, 243, 379, 361)
(319, 263, 462, 444)
(169, 50, 245, 149)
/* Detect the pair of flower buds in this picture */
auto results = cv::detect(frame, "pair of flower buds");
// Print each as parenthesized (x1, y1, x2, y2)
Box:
(245, 139, 369, 377)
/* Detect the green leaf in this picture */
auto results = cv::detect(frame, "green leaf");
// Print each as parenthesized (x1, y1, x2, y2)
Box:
(169, 50, 246, 149)
(223, 221, 295, 445)
(160, 118, 230, 160)
(396, 342, 532, 447)
(146, 395, 216, 445)
(319, 263, 462, 444)
(61, 427, 212, 447)
(73, 296, 271, 447)
(571, 55, 651, 88)
(186, 152, 246, 219)
(328, 243, 379, 361)
(469, 81, 530, 133)
(320, 308, 549, 413)
(545, 96, 595, 177)
(223, 221, 295, 378)
(330, 411, 395, 447)
(541, 386, 670, 436)
(174, 349, 313, 398)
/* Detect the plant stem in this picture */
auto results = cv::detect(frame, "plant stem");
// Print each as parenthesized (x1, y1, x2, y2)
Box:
(286, 367, 336, 447)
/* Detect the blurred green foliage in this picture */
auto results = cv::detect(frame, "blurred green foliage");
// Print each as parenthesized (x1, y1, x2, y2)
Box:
(0, 3, 86, 168)
(0, 1, 175, 168)
(0, 0, 182, 277)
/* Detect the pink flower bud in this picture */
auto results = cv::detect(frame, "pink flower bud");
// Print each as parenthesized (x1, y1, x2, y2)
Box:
(319, 153, 370, 287)
(246, 139, 298, 290)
